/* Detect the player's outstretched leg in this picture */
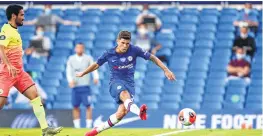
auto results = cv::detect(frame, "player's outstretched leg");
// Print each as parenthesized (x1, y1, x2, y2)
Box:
(121, 91, 147, 120)
(23, 85, 63, 136)
(85, 104, 127, 136)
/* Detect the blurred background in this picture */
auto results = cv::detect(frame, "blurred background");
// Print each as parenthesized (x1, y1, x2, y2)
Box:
(0, 1, 262, 129)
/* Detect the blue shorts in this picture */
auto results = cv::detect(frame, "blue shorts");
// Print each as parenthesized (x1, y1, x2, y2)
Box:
(72, 86, 92, 107)
(109, 80, 135, 104)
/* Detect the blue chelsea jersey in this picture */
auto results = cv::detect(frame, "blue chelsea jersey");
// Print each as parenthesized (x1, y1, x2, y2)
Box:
(96, 45, 151, 85)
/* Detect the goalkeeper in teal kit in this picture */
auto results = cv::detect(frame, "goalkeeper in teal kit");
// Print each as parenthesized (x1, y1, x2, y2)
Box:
(76, 31, 176, 136)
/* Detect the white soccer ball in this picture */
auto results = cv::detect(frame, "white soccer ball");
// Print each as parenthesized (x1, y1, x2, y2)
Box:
(178, 108, 196, 126)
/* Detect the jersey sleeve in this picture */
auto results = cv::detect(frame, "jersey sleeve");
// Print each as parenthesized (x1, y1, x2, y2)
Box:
(134, 45, 151, 60)
(0, 33, 10, 47)
(96, 51, 108, 66)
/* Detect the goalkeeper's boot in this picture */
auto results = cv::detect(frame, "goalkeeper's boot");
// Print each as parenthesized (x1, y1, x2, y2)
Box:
(42, 126, 63, 136)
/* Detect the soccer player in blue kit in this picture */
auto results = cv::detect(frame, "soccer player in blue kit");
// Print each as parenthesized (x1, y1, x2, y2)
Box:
(76, 31, 176, 136)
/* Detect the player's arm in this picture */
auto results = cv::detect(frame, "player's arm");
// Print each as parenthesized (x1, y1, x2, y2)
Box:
(76, 63, 99, 77)
(149, 54, 176, 80)
(0, 34, 17, 77)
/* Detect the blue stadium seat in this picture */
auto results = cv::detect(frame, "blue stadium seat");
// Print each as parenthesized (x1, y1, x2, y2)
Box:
(101, 15, 120, 24)
(214, 40, 233, 48)
(199, 15, 218, 24)
(25, 64, 45, 72)
(64, 15, 80, 21)
(219, 15, 238, 23)
(197, 24, 217, 32)
(46, 64, 65, 72)
(202, 103, 222, 110)
(184, 86, 204, 94)
(41, 78, 60, 87)
(98, 24, 118, 32)
(95, 103, 116, 109)
(96, 32, 115, 41)
(119, 24, 136, 32)
(162, 15, 178, 24)
(43, 71, 63, 79)
(144, 79, 164, 87)
(51, 9, 64, 16)
(175, 31, 195, 40)
(223, 102, 243, 110)
(225, 94, 245, 103)
(208, 72, 227, 79)
(195, 40, 213, 48)
(161, 94, 181, 102)
(245, 103, 262, 109)
(206, 79, 226, 87)
(81, 17, 100, 26)
(58, 25, 78, 32)
(203, 94, 224, 102)
(94, 40, 114, 49)
(181, 102, 200, 110)
(12, 103, 31, 109)
(161, 23, 177, 32)
(121, 15, 137, 24)
(52, 49, 71, 57)
(19, 25, 35, 33)
(218, 24, 235, 32)
(53, 102, 72, 109)
(140, 95, 160, 102)
(226, 87, 246, 95)
(201, 8, 220, 16)
(28, 57, 48, 64)
(178, 24, 196, 32)
(169, 57, 190, 66)
(83, 9, 102, 16)
(228, 79, 248, 87)
(192, 49, 212, 57)
(180, 15, 198, 24)
(54, 41, 74, 49)
(196, 32, 215, 40)
(160, 102, 179, 110)
(181, 8, 199, 16)
(172, 71, 187, 79)
(139, 102, 158, 110)
(42, 87, 58, 96)
(104, 9, 122, 16)
(189, 63, 209, 71)
(216, 32, 235, 40)
(49, 57, 68, 65)
(64, 8, 82, 16)
(174, 40, 194, 48)
(248, 86, 262, 95)
(75, 32, 95, 41)
(156, 32, 175, 41)
(156, 48, 172, 56)
(123, 8, 140, 16)
(57, 33, 75, 40)
(141, 86, 162, 94)
(221, 8, 238, 16)
(146, 71, 165, 78)
(247, 95, 262, 103)
(157, 40, 174, 48)
(186, 79, 205, 87)
(188, 71, 207, 79)
(163, 84, 183, 94)
(161, 8, 179, 15)
(56, 94, 71, 102)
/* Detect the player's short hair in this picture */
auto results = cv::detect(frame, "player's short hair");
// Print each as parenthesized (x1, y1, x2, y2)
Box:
(117, 31, 131, 40)
(6, 4, 23, 20)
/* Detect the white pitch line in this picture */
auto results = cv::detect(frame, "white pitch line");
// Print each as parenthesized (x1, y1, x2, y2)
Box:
(153, 129, 200, 136)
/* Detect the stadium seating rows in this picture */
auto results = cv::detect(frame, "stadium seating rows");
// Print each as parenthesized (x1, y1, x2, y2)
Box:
(2, 7, 262, 110)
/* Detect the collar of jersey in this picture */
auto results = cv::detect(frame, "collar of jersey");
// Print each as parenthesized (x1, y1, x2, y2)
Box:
(6, 23, 18, 29)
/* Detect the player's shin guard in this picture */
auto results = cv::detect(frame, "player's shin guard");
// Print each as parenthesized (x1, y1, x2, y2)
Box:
(96, 114, 120, 133)
(124, 99, 140, 115)
(31, 96, 48, 129)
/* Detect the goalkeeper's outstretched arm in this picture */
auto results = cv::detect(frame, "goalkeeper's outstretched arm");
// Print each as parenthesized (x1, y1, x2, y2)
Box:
(76, 63, 100, 77)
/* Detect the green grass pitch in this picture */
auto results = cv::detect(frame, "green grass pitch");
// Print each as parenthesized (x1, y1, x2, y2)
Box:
(0, 128, 261, 136)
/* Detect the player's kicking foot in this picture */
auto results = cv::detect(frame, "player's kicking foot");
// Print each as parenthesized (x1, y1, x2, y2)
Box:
(42, 126, 63, 136)
(140, 104, 147, 120)
(85, 127, 98, 136)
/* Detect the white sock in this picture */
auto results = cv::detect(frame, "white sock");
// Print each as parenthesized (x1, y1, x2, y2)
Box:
(86, 119, 93, 128)
(96, 114, 120, 133)
(124, 99, 140, 116)
(73, 119, 80, 128)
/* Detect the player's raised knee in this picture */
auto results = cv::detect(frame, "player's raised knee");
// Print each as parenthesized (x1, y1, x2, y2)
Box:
(120, 90, 131, 100)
